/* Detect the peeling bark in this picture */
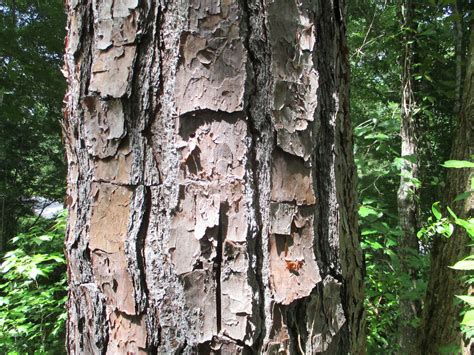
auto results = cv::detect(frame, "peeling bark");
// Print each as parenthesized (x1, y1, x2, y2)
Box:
(64, 0, 364, 353)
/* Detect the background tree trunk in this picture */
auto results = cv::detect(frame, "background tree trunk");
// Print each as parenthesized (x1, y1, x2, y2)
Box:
(420, 29, 474, 354)
(453, 0, 464, 115)
(397, 0, 421, 352)
(63, 0, 364, 353)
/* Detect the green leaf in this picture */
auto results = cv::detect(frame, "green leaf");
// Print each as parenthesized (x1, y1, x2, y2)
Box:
(461, 310, 474, 326)
(37, 235, 53, 242)
(361, 229, 379, 236)
(454, 218, 474, 239)
(432, 202, 442, 220)
(367, 241, 384, 250)
(447, 206, 457, 220)
(359, 205, 379, 218)
(365, 133, 390, 140)
(49, 255, 66, 263)
(456, 295, 474, 306)
(28, 267, 45, 280)
(450, 256, 474, 270)
(436, 222, 454, 237)
(386, 238, 398, 247)
(454, 191, 472, 202)
(0, 296, 9, 306)
(441, 160, 474, 169)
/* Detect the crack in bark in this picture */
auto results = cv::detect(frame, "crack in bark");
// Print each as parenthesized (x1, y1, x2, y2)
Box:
(240, 0, 273, 351)
(237, 31, 267, 348)
(134, 1, 163, 184)
(214, 203, 226, 333)
(79, 1, 94, 99)
(89, 179, 161, 187)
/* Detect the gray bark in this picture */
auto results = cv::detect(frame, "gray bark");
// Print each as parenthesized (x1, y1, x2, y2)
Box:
(420, 29, 474, 355)
(63, 0, 364, 353)
(397, 1, 421, 353)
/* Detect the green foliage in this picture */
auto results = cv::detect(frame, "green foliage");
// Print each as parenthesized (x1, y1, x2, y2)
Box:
(450, 248, 474, 339)
(348, 1, 468, 352)
(359, 201, 401, 352)
(449, 213, 474, 339)
(417, 202, 455, 240)
(0, 211, 67, 354)
(0, 2, 68, 351)
(418, 158, 474, 344)
(359, 199, 429, 353)
(0, 0, 66, 244)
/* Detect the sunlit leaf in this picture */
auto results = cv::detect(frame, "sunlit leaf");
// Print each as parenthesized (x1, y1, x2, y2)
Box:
(441, 160, 474, 169)
(450, 256, 474, 270)
(359, 205, 379, 218)
(456, 295, 474, 306)
(431, 202, 442, 220)
(461, 310, 474, 326)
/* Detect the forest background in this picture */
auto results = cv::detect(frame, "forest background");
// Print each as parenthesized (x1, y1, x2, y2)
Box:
(0, 0, 472, 353)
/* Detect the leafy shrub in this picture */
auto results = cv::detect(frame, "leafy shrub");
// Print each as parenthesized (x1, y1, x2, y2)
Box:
(360, 204, 428, 353)
(0, 211, 67, 354)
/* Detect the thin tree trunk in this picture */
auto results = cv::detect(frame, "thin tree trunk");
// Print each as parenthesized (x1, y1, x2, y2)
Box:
(397, 0, 421, 353)
(453, 0, 464, 115)
(63, 0, 364, 353)
(420, 29, 474, 355)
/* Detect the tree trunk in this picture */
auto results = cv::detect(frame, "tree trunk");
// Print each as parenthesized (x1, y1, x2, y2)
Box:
(63, 0, 364, 353)
(397, 0, 421, 353)
(420, 29, 474, 355)
(453, 0, 464, 115)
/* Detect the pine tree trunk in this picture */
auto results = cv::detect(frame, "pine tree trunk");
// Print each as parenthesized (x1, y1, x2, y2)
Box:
(420, 29, 474, 355)
(63, 0, 364, 353)
(397, 1, 421, 353)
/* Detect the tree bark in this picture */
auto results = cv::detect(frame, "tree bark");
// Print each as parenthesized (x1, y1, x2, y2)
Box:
(63, 0, 364, 353)
(420, 29, 474, 355)
(397, 0, 421, 353)
(453, 0, 464, 115)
